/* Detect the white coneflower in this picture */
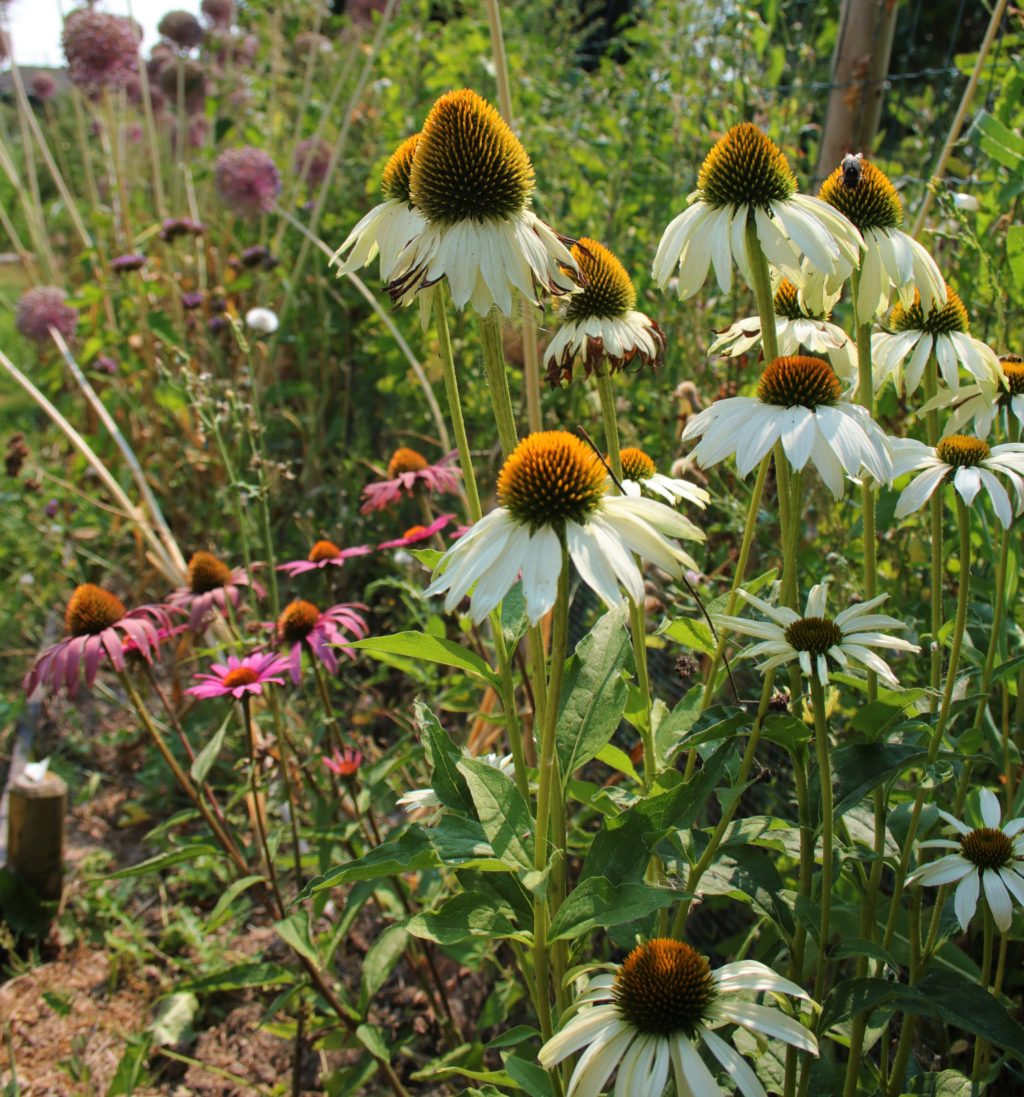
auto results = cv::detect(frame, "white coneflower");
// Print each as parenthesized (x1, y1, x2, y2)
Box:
(818, 156, 944, 324)
(538, 938, 817, 1097)
(653, 123, 862, 299)
(387, 89, 576, 321)
(891, 435, 1024, 529)
(873, 285, 1000, 396)
(713, 583, 918, 687)
(330, 134, 426, 283)
(910, 788, 1024, 932)
(920, 353, 1024, 440)
(424, 430, 703, 624)
(397, 751, 514, 815)
(708, 276, 857, 382)
(544, 238, 663, 385)
(618, 446, 709, 509)
(682, 355, 892, 498)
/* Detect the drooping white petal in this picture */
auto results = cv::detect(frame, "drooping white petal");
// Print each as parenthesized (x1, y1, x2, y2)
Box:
(954, 869, 981, 931)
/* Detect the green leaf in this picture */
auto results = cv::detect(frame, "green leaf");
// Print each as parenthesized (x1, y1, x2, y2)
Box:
(662, 616, 715, 656)
(457, 758, 535, 870)
(297, 829, 441, 900)
(407, 891, 526, 944)
(500, 581, 529, 649)
(973, 110, 1024, 172)
(108, 844, 219, 879)
(905, 1070, 974, 1096)
(1008, 225, 1024, 292)
(206, 875, 265, 929)
(274, 911, 321, 968)
(679, 705, 747, 749)
(352, 632, 499, 686)
(106, 1036, 151, 1095)
(356, 1023, 390, 1063)
(149, 992, 198, 1046)
(761, 714, 812, 751)
(486, 1025, 539, 1050)
(360, 924, 409, 1010)
(595, 743, 640, 783)
(505, 1055, 553, 1096)
(546, 877, 681, 943)
(556, 609, 631, 781)
(190, 711, 232, 784)
(832, 743, 930, 816)
(182, 962, 294, 994)
(417, 701, 474, 815)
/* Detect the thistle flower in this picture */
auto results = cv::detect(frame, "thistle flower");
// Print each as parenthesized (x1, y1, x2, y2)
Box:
(245, 307, 279, 334)
(187, 651, 291, 700)
(16, 287, 78, 344)
(62, 8, 140, 91)
(920, 353, 1024, 439)
(653, 123, 862, 300)
(708, 276, 857, 382)
(323, 747, 363, 779)
(379, 514, 456, 549)
(215, 147, 281, 216)
(201, 0, 235, 26)
(873, 286, 999, 396)
(891, 435, 1024, 529)
(544, 238, 664, 385)
(273, 599, 369, 684)
(910, 788, 1024, 932)
(538, 938, 817, 1097)
(277, 540, 372, 577)
(169, 551, 264, 631)
(24, 584, 176, 698)
(157, 10, 204, 50)
(424, 431, 703, 624)
(111, 254, 146, 274)
(682, 355, 892, 498)
(293, 137, 332, 189)
(360, 448, 461, 513)
(617, 446, 710, 509)
(714, 583, 918, 687)
(818, 156, 944, 323)
(386, 90, 577, 320)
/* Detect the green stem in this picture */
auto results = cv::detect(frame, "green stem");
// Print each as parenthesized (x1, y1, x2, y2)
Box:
(745, 218, 780, 362)
(480, 309, 521, 456)
(924, 359, 943, 705)
(241, 696, 286, 919)
(972, 909, 996, 1083)
(810, 677, 834, 1006)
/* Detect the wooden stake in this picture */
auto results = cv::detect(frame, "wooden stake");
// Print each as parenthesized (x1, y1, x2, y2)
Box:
(7, 772, 67, 901)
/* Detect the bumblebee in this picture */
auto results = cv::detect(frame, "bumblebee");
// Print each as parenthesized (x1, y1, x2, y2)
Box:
(841, 152, 864, 188)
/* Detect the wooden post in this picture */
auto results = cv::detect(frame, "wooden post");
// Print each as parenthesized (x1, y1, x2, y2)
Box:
(7, 772, 67, 901)
(815, 0, 901, 187)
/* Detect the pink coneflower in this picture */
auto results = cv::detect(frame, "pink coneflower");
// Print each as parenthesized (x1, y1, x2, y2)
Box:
(378, 513, 455, 549)
(215, 147, 281, 216)
(360, 448, 461, 514)
(169, 550, 264, 630)
(31, 73, 58, 103)
(273, 599, 369, 684)
(187, 651, 291, 700)
(323, 747, 362, 779)
(111, 253, 146, 273)
(201, 0, 235, 28)
(16, 287, 78, 345)
(24, 583, 175, 698)
(62, 8, 140, 91)
(277, 539, 372, 577)
(158, 10, 204, 50)
(293, 138, 332, 189)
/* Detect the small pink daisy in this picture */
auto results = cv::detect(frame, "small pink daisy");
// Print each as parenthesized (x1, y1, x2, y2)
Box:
(323, 747, 363, 779)
(169, 550, 265, 631)
(277, 539, 372, 578)
(274, 599, 370, 684)
(24, 584, 176, 697)
(359, 447, 460, 514)
(187, 652, 292, 700)
(378, 513, 455, 550)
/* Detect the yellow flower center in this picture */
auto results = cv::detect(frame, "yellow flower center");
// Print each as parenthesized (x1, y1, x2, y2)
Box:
(277, 599, 320, 645)
(562, 238, 636, 321)
(188, 551, 233, 594)
(387, 447, 429, 477)
(222, 666, 259, 688)
(619, 446, 656, 482)
(697, 123, 797, 210)
(409, 89, 534, 224)
(960, 827, 1013, 870)
(936, 434, 990, 468)
(65, 583, 126, 637)
(381, 134, 419, 204)
(890, 286, 969, 335)
(497, 431, 605, 531)
(308, 540, 343, 562)
(757, 355, 842, 409)
(613, 939, 717, 1038)
(784, 615, 843, 656)
(401, 525, 430, 540)
(773, 278, 815, 320)
(999, 355, 1024, 396)
(819, 157, 902, 231)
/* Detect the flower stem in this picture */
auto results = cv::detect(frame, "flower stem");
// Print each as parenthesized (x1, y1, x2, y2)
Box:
(480, 308, 521, 457)
(810, 677, 833, 1005)
(241, 695, 286, 919)
(924, 358, 943, 706)
(745, 218, 780, 362)
(972, 908, 996, 1084)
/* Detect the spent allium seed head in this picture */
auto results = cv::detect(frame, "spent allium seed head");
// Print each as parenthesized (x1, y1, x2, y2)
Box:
(215, 146, 281, 216)
(158, 10, 204, 49)
(62, 8, 140, 91)
(201, 0, 234, 26)
(31, 73, 58, 102)
(293, 137, 332, 188)
(16, 287, 78, 344)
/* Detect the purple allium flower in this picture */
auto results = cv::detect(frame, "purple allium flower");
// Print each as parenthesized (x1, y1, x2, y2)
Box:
(215, 147, 281, 216)
(158, 57, 206, 113)
(158, 10, 204, 49)
(293, 137, 332, 189)
(45, 499, 60, 518)
(16, 287, 78, 344)
(111, 253, 145, 273)
(201, 0, 235, 27)
(62, 8, 140, 92)
(147, 42, 175, 81)
(210, 295, 227, 313)
(182, 291, 204, 310)
(31, 73, 58, 103)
